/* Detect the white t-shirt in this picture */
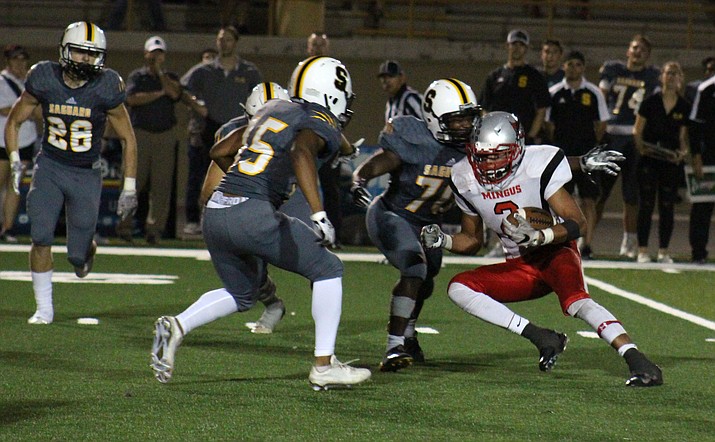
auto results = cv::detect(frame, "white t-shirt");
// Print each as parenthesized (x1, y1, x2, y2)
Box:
(0, 69, 37, 149)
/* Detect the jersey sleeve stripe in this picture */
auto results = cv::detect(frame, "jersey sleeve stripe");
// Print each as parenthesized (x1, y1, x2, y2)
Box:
(449, 178, 479, 214)
(540, 149, 565, 208)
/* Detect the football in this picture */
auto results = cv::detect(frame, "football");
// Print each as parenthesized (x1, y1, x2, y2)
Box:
(505, 207, 556, 230)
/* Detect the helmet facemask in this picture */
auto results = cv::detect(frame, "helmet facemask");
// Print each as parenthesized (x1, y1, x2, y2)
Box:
(436, 103, 481, 147)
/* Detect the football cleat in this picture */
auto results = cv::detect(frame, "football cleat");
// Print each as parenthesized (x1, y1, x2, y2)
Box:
(379, 345, 414, 372)
(27, 311, 52, 325)
(404, 336, 425, 363)
(251, 299, 286, 334)
(150, 316, 184, 383)
(537, 331, 569, 372)
(624, 348, 663, 387)
(308, 355, 371, 390)
(74, 241, 97, 278)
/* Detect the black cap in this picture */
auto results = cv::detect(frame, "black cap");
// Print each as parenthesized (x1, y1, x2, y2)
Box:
(565, 50, 585, 63)
(3, 44, 29, 59)
(377, 60, 403, 77)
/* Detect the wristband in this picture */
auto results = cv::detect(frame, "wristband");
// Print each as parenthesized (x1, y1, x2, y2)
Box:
(541, 228, 555, 245)
(123, 177, 136, 191)
(9, 150, 20, 162)
(310, 211, 327, 221)
(561, 219, 581, 241)
(443, 234, 453, 251)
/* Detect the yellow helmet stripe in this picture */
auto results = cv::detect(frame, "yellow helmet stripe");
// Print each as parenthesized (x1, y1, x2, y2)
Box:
(294, 56, 325, 98)
(445, 78, 468, 104)
(84, 21, 94, 42)
(263, 82, 273, 101)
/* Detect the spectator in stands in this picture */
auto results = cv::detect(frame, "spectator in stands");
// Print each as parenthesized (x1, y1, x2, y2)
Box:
(479, 28, 550, 257)
(307, 32, 330, 56)
(182, 26, 262, 236)
(545, 50, 609, 259)
(0, 44, 37, 243)
(538, 39, 565, 88)
(378, 60, 422, 122)
(116, 36, 206, 244)
(633, 61, 690, 264)
(688, 58, 715, 264)
(108, 0, 166, 31)
(598, 34, 660, 259)
(685, 56, 715, 103)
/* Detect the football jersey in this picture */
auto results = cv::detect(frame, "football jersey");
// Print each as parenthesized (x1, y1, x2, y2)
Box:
(598, 60, 660, 134)
(378, 116, 465, 225)
(25, 61, 126, 168)
(451, 145, 571, 259)
(214, 113, 249, 144)
(218, 99, 342, 208)
(689, 75, 715, 157)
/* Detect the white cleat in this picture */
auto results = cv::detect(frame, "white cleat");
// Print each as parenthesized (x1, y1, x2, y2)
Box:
(252, 299, 286, 334)
(308, 355, 372, 391)
(150, 316, 184, 383)
(27, 312, 52, 325)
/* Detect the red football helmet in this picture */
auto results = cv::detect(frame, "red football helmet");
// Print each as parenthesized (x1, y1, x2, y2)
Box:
(467, 111, 525, 190)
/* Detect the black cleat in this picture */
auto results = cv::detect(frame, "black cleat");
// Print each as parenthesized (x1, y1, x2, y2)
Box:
(379, 345, 414, 372)
(624, 348, 663, 387)
(404, 337, 425, 363)
(537, 331, 569, 372)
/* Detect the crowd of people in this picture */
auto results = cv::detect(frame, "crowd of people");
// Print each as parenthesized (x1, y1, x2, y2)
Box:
(4, 19, 715, 390)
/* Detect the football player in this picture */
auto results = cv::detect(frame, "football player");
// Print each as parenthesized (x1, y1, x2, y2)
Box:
(200, 81, 290, 334)
(352, 78, 480, 371)
(151, 56, 371, 390)
(4, 21, 138, 325)
(421, 111, 663, 387)
(598, 34, 660, 258)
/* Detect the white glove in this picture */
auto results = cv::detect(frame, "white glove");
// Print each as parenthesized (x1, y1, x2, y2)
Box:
(310, 211, 336, 246)
(580, 145, 625, 176)
(10, 160, 23, 195)
(351, 179, 372, 208)
(501, 214, 543, 248)
(420, 224, 452, 250)
(117, 190, 138, 221)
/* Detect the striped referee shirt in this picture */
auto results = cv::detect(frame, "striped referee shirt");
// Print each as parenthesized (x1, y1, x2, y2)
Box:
(385, 84, 422, 122)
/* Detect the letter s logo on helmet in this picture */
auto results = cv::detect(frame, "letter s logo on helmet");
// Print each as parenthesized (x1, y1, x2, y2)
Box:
(59, 21, 107, 81)
(421, 78, 480, 147)
(289, 56, 355, 128)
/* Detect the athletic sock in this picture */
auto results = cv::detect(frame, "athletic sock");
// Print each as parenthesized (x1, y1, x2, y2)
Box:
(31, 270, 54, 320)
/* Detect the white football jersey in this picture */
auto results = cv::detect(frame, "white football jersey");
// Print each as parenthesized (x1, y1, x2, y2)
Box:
(451, 145, 572, 259)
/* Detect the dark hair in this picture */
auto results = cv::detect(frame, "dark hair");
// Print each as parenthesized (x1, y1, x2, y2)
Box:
(542, 39, 563, 52)
(202, 47, 218, 56)
(631, 34, 652, 51)
(221, 25, 240, 40)
(702, 56, 715, 69)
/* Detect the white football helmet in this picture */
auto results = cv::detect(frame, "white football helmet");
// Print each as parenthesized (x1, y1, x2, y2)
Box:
(244, 82, 290, 117)
(289, 56, 355, 128)
(467, 111, 525, 190)
(59, 21, 107, 80)
(421, 78, 480, 147)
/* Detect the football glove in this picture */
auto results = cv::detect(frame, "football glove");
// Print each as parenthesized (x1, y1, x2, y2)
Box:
(332, 137, 364, 168)
(501, 214, 543, 248)
(117, 190, 138, 221)
(420, 224, 452, 250)
(580, 144, 625, 176)
(351, 179, 372, 208)
(310, 211, 336, 246)
(10, 160, 23, 195)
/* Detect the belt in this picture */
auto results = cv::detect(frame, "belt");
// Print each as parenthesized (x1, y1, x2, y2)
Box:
(207, 190, 248, 208)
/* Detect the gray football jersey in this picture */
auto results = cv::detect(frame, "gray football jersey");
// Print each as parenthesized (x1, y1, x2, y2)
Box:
(378, 116, 465, 225)
(214, 113, 249, 144)
(26, 61, 126, 168)
(218, 99, 342, 208)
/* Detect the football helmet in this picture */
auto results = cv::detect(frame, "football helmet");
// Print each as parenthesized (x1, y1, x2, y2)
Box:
(467, 111, 525, 190)
(244, 82, 290, 117)
(289, 56, 355, 128)
(421, 78, 480, 147)
(59, 21, 107, 81)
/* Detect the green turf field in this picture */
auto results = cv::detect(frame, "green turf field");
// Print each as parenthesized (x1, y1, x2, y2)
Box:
(1, 245, 714, 441)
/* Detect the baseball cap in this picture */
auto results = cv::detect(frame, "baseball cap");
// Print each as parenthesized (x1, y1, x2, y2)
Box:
(3, 44, 29, 59)
(506, 29, 530, 45)
(377, 60, 403, 77)
(144, 36, 167, 52)
(565, 50, 585, 63)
